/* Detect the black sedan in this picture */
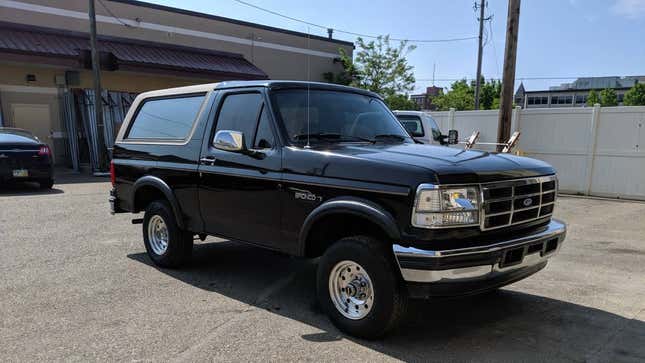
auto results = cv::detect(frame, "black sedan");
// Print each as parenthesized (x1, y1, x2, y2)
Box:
(0, 128, 54, 189)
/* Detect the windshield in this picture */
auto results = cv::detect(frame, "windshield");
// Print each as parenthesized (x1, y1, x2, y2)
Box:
(0, 128, 34, 138)
(270, 89, 413, 144)
(0, 128, 38, 143)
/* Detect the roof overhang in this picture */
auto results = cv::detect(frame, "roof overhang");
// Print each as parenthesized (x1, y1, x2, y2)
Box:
(0, 22, 268, 80)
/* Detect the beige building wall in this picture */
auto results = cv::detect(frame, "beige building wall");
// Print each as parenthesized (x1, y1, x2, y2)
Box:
(0, 63, 215, 93)
(0, 63, 216, 164)
(0, 0, 353, 82)
(0, 0, 353, 168)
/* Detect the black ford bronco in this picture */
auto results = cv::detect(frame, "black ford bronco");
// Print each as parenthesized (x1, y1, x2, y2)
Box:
(110, 81, 566, 338)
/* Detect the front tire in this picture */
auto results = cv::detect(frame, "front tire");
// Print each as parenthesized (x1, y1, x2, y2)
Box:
(143, 200, 193, 268)
(317, 236, 407, 339)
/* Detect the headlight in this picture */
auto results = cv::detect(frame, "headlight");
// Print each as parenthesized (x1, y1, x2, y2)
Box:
(412, 184, 480, 228)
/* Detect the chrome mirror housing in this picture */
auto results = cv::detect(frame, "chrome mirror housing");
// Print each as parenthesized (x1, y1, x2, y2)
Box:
(213, 130, 247, 152)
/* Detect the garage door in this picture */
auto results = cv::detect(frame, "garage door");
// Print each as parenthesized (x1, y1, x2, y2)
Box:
(10, 103, 53, 160)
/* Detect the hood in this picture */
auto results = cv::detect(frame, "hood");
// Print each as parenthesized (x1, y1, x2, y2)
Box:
(307, 143, 555, 184)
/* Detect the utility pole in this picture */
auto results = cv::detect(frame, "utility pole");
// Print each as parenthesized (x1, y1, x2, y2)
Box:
(497, 0, 520, 150)
(88, 0, 103, 165)
(474, 0, 487, 110)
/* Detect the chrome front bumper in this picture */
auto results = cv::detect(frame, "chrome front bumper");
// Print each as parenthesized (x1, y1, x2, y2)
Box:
(393, 219, 566, 285)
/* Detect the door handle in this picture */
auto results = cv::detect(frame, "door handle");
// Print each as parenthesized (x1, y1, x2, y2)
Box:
(199, 156, 216, 165)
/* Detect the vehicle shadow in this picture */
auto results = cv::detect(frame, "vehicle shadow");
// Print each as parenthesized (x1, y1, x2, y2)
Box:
(127, 240, 645, 362)
(53, 169, 109, 185)
(0, 182, 64, 196)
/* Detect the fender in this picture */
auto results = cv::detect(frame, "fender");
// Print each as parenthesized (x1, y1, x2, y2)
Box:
(131, 175, 185, 229)
(298, 196, 401, 254)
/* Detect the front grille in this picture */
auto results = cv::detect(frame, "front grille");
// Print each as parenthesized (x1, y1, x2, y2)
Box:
(481, 175, 557, 230)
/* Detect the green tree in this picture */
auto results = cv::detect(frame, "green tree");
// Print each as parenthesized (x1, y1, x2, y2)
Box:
(383, 94, 419, 110)
(324, 35, 416, 97)
(432, 77, 501, 111)
(432, 77, 502, 111)
(624, 83, 645, 106)
(479, 79, 502, 110)
(587, 90, 600, 106)
(322, 48, 356, 86)
(600, 88, 618, 106)
(432, 79, 474, 111)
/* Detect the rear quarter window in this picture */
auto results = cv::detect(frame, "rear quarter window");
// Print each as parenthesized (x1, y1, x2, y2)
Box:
(126, 94, 205, 140)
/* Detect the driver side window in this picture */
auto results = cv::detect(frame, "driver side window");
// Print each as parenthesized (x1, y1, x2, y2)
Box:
(215, 93, 263, 146)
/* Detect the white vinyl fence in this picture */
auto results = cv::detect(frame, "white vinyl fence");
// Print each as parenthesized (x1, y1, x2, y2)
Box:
(430, 105, 645, 200)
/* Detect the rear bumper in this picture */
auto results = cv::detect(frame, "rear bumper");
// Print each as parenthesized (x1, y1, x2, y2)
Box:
(392, 219, 566, 298)
(0, 166, 52, 182)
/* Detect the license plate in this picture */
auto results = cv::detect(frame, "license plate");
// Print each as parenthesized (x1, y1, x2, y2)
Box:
(12, 169, 28, 177)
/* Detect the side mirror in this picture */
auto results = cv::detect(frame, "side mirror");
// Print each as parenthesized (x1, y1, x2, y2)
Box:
(213, 130, 247, 153)
(448, 129, 459, 144)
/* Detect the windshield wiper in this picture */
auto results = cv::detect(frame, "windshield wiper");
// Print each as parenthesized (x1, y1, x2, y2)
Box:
(341, 135, 376, 143)
(293, 133, 374, 143)
(293, 132, 341, 140)
(373, 134, 407, 142)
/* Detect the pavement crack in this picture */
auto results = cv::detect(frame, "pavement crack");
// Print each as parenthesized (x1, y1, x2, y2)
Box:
(170, 310, 253, 363)
(169, 267, 304, 362)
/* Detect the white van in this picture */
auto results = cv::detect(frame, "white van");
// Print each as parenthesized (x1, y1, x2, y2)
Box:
(393, 110, 444, 145)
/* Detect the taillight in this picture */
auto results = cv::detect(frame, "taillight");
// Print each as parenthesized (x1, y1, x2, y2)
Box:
(38, 145, 51, 156)
(110, 160, 116, 186)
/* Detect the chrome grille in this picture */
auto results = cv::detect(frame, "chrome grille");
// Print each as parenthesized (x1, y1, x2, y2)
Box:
(481, 175, 557, 230)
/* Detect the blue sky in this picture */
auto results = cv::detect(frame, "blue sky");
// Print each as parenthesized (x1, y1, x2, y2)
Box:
(149, 0, 645, 93)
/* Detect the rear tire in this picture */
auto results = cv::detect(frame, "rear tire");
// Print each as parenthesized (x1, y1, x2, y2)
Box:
(39, 178, 54, 189)
(317, 235, 407, 339)
(143, 200, 193, 268)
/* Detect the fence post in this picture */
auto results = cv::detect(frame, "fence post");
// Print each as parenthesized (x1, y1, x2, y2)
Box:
(449, 108, 456, 130)
(511, 105, 522, 133)
(585, 103, 601, 196)
(508, 106, 522, 153)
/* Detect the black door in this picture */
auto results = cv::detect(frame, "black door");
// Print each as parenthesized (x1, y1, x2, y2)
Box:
(198, 89, 283, 248)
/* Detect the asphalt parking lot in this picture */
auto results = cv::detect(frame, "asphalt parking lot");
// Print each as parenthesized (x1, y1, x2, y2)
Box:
(1, 173, 644, 362)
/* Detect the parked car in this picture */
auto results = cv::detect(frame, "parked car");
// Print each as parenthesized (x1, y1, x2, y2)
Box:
(0, 127, 54, 189)
(393, 110, 444, 145)
(110, 81, 566, 339)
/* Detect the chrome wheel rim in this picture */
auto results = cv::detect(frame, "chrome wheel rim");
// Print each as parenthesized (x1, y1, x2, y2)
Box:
(148, 215, 169, 255)
(328, 260, 374, 320)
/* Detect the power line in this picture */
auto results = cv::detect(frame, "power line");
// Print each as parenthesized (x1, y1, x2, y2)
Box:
(231, 0, 478, 43)
(97, 0, 133, 27)
(488, 15, 500, 78)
